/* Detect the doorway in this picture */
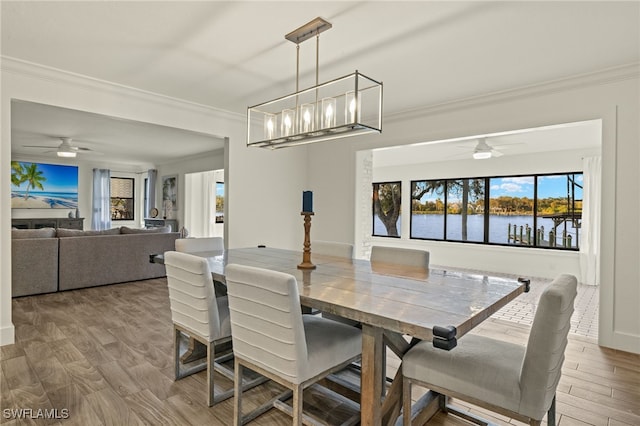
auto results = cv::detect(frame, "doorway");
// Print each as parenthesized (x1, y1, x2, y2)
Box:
(184, 169, 224, 238)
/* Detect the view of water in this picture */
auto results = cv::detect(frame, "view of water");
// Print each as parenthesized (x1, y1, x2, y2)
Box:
(374, 214, 580, 248)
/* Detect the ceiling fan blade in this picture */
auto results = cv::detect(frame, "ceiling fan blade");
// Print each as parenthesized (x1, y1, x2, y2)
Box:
(492, 149, 504, 157)
(22, 145, 56, 149)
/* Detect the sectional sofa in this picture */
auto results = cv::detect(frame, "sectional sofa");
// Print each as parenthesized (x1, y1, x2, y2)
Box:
(11, 226, 179, 297)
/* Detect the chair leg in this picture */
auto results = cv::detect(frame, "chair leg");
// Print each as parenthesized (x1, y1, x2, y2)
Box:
(292, 383, 303, 426)
(234, 359, 243, 426)
(403, 378, 412, 425)
(207, 340, 215, 407)
(174, 326, 181, 380)
(174, 327, 207, 380)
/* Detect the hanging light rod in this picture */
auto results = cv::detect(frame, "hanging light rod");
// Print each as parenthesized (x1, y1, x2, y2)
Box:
(285, 17, 332, 44)
(247, 17, 383, 149)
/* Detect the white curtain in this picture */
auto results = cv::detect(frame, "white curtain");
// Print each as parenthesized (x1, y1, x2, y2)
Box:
(184, 170, 217, 237)
(580, 156, 601, 285)
(92, 168, 111, 230)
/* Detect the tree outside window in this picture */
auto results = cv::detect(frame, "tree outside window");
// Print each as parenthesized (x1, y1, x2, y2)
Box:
(372, 182, 401, 237)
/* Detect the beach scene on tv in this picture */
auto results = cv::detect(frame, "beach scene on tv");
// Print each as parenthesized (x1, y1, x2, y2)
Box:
(11, 161, 79, 209)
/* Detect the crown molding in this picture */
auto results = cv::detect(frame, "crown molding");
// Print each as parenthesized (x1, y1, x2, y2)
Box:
(387, 62, 640, 122)
(0, 56, 245, 123)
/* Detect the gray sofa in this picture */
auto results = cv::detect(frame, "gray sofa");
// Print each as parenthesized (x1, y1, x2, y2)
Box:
(11, 228, 59, 297)
(11, 226, 179, 297)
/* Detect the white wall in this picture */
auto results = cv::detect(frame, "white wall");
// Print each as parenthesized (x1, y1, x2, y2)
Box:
(307, 65, 640, 354)
(365, 147, 598, 280)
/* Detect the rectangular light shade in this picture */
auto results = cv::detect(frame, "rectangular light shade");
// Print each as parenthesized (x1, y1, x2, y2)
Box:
(247, 71, 382, 148)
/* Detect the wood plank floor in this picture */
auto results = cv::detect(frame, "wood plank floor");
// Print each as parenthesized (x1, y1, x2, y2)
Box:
(2, 278, 638, 425)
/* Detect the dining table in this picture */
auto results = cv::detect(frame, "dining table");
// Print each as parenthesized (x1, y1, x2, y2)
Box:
(160, 246, 526, 425)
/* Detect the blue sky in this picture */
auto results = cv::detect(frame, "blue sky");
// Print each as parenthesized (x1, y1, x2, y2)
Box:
(13, 162, 78, 193)
(491, 175, 583, 199)
(415, 174, 584, 201)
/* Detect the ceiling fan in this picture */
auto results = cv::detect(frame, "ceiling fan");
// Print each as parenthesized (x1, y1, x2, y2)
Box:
(471, 137, 504, 160)
(22, 137, 94, 158)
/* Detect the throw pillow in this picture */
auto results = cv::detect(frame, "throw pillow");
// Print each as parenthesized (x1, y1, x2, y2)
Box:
(120, 226, 171, 234)
(56, 228, 121, 237)
(11, 228, 56, 239)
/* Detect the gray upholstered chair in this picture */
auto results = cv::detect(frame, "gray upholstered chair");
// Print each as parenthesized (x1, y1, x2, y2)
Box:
(175, 236, 224, 254)
(164, 251, 263, 407)
(370, 245, 430, 269)
(225, 264, 362, 425)
(402, 274, 577, 426)
(312, 240, 354, 259)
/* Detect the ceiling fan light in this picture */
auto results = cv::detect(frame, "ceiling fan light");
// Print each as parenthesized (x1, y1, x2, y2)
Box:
(57, 150, 77, 158)
(473, 151, 492, 160)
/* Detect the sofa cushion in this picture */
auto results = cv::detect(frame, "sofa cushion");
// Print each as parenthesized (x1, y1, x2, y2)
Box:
(12, 228, 56, 239)
(57, 228, 121, 237)
(121, 226, 171, 234)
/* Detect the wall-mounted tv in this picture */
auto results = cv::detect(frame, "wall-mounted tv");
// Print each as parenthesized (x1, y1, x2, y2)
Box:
(11, 161, 79, 209)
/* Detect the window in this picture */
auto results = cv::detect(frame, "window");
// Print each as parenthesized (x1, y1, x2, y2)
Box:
(215, 182, 224, 223)
(411, 180, 445, 240)
(446, 178, 485, 242)
(372, 181, 401, 237)
(536, 173, 582, 248)
(489, 176, 534, 245)
(110, 177, 135, 220)
(143, 177, 149, 219)
(410, 172, 583, 250)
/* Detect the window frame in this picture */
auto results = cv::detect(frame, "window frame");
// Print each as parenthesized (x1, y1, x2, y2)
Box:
(372, 181, 402, 238)
(110, 177, 135, 221)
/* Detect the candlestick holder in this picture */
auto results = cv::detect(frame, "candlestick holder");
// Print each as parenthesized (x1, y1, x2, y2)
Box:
(297, 212, 316, 270)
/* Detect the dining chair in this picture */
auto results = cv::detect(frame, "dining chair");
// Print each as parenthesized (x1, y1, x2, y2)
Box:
(164, 251, 264, 407)
(312, 240, 354, 259)
(175, 236, 224, 254)
(225, 264, 362, 425)
(370, 245, 430, 269)
(175, 237, 226, 297)
(402, 273, 577, 426)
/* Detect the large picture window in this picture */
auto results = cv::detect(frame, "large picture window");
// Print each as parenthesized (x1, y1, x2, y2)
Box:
(110, 177, 135, 221)
(372, 181, 401, 237)
(410, 172, 582, 250)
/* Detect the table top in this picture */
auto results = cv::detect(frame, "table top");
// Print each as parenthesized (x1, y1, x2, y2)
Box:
(203, 247, 525, 342)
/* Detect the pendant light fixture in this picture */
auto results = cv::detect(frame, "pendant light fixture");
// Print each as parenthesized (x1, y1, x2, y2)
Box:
(247, 17, 383, 149)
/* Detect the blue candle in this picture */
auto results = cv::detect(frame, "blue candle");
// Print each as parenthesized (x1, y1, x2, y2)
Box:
(302, 191, 313, 213)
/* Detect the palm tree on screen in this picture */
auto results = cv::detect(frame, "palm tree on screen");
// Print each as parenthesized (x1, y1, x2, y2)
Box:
(21, 163, 46, 200)
(11, 161, 25, 187)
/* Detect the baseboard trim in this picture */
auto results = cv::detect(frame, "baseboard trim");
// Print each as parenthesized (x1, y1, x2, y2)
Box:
(0, 324, 15, 347)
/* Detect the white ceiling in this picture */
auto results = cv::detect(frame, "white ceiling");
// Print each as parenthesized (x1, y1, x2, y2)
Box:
(3, 1, 638, 164)
(373, 119, 602, 167)
(10, 100, 225, 166)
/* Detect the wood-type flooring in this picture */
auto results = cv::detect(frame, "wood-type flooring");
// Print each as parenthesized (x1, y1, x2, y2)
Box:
(1, 278, 638, 425)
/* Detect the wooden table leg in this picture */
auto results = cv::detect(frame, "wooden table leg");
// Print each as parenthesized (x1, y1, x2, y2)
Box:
(361, 324, 384, 426)
(180, 337, 207, 363)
